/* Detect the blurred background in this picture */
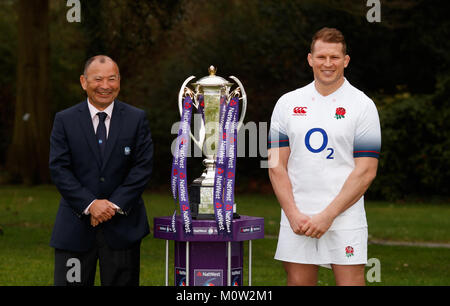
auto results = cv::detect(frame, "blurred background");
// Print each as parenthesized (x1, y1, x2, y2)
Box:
(0, 0, 449, 202)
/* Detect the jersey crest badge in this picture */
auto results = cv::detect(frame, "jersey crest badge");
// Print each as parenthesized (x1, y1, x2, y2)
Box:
(335, 107, 346, 119)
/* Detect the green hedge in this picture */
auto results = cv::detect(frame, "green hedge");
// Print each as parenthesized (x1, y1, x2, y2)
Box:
(370, 76, 450, 200)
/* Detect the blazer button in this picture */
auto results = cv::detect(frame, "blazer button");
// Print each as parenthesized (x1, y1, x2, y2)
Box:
(100, 177, 105, 182)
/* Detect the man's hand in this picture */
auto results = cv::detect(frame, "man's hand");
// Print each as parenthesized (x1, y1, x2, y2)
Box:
(300, 157, 379, 239)
(89, 199, 116, 223)
(301, 210, 334, 239)
(91, 215, 100, 227)
(287, 211, 311, 235)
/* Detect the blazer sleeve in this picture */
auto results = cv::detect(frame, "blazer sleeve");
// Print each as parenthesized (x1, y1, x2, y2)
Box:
(108, 110, 154, 215)
(49, 112, 96, 216)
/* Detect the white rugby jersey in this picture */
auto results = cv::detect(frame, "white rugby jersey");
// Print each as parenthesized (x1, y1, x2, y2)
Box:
(269, 79, 381, 230)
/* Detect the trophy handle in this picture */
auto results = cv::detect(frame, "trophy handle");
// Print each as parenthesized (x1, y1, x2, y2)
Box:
(229, 76, 247, 132)
(178, 76, 204, 151)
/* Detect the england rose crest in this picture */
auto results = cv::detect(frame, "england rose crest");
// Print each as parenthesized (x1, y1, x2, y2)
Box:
(345, 246, 354, 258)
(335, 107, 346, 119)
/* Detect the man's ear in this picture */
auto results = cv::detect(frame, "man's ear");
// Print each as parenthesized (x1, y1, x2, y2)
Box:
(307, 53, 313, 68)
(80, 75, 87, 90)
(344, 54, 350, 68)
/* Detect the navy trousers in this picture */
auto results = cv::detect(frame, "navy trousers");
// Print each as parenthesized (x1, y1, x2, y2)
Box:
(54, 227, 141, 286)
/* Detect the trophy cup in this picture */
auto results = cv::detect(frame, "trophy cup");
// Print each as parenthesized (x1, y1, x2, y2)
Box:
(178, 66, 247, 220)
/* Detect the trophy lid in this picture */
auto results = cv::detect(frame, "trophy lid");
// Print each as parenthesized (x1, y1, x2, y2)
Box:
(192, 66, 234, 88)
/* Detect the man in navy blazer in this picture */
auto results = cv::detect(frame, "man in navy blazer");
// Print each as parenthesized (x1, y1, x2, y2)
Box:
(49, 55, 153, 286)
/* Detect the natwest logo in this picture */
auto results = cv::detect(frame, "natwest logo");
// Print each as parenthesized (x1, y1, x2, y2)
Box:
(293, 106, 307, 116)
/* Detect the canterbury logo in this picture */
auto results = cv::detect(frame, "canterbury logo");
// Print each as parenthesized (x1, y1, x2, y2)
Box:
(293, 106, 307, 116)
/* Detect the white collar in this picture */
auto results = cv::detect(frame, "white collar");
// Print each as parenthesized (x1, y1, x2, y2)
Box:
(87, 98, 114, 120)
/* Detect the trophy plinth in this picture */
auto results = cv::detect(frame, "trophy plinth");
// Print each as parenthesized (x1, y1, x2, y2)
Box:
(189, 158, 214, 219)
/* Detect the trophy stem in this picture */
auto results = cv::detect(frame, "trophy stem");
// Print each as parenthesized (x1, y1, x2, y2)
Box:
(202, 157, 215, 186)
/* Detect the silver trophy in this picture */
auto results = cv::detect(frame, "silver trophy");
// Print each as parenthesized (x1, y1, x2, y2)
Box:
(178, 66, 247, 219)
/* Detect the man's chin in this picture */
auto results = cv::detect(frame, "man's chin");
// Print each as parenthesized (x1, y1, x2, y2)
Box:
(317, 75, 341, 86)
(89, 97, 115, 109)
(96, 94, 114, 102)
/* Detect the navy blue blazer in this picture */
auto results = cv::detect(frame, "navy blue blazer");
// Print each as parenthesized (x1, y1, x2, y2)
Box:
(49, 99, 153, 252)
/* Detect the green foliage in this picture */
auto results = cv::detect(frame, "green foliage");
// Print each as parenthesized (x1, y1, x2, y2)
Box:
(370, 76, 450, 200)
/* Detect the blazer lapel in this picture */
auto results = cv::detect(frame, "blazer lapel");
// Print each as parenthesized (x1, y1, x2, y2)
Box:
(78, 100, 102, 168)
(101, 100, 124, 172)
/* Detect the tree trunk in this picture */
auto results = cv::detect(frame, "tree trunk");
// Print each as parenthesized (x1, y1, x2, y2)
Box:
(6, 0, 50, 184)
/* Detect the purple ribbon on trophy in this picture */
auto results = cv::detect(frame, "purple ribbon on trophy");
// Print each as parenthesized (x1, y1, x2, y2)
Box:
(197, 94, 205, 122)
(171, 95, 194, 236)
(212, 95, 229, 236)
(214, 96, 239, 237)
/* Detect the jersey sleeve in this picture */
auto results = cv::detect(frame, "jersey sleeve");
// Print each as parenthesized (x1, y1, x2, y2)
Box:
(268, 98, 290, 149)
(353, 99, 381, 158)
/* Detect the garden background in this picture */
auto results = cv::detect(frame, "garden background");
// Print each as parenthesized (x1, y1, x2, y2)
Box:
(0, 0, 449, 286)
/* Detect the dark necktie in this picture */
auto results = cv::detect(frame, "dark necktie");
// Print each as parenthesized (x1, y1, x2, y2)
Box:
(96, 112, 107, 160)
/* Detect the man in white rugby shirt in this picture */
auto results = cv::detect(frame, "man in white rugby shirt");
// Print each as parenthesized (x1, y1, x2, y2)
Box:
(268, 27, 381, 286)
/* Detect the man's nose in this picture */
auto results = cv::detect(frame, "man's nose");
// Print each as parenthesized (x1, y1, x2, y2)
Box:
(100, 78, 110, 88)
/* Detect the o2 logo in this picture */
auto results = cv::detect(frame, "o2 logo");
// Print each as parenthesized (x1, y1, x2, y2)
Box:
(304, 128, 334, 159)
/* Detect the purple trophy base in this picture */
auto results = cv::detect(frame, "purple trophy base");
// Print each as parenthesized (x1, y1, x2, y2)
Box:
(153, 215, 264, 286)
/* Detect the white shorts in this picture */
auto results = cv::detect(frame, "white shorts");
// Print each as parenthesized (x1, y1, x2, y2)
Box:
(274, 225, 368, 269)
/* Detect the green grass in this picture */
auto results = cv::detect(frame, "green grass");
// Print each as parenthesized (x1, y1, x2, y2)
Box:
(0, 185, 449, 285)
(365, 201, 450, 243)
